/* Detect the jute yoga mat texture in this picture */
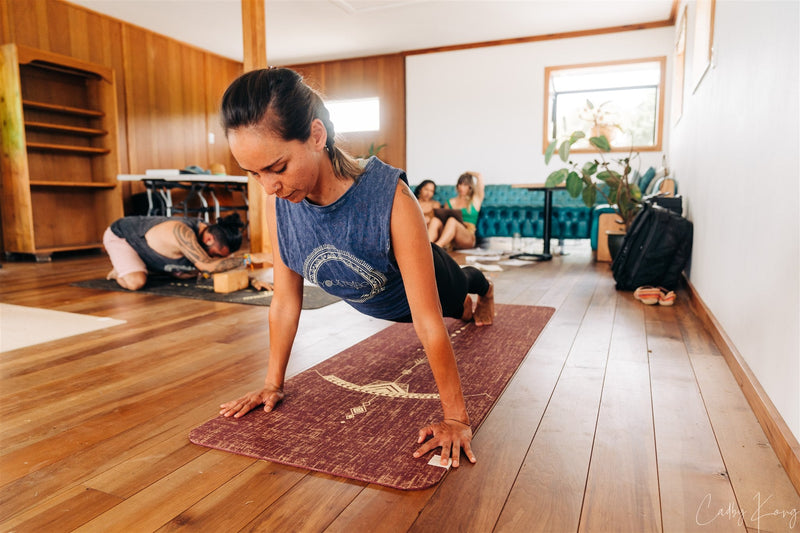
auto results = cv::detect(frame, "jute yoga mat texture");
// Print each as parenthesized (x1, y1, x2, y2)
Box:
(189, 304, 555, 490)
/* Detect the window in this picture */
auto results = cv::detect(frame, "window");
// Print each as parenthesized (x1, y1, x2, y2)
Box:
(326, 97, 380, 133)
(543, 57, 666, 152)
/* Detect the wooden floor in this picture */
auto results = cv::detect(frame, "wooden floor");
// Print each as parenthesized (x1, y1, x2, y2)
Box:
(1, 245, 798, 532)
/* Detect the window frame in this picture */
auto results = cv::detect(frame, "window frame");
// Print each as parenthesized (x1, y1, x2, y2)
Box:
(542, 56, 667, 154)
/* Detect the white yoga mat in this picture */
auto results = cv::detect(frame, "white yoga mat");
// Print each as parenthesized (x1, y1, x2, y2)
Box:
(0, 304, 126, 352)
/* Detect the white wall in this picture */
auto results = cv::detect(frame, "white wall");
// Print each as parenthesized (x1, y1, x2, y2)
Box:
(406, 27, 674, 185)
(406, 2, 800, 443)
(669, 0, 799, 440)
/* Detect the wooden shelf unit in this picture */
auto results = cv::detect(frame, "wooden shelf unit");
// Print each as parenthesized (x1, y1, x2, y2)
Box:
(0, 44, 123, 260)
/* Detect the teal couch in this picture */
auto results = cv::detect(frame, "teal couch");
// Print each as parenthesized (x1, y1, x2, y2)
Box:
(418, 167, 661, 247)
(429, 185, 591, 241)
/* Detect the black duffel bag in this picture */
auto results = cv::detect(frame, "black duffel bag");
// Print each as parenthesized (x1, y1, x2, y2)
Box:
(611, 202, 693, 291)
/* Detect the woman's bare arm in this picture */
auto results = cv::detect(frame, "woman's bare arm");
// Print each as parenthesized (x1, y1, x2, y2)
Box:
(390, 181, 475, 467)
(220, 195, 304, 418)
(469, 171, 485, 210)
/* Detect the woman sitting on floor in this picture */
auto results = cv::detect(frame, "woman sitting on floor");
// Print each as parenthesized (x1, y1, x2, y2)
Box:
(428, 171, 485, 250)
(413, 179, 441, 225)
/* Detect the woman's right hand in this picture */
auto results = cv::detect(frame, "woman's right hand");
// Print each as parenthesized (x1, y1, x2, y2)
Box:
(219, 385, 285, 418)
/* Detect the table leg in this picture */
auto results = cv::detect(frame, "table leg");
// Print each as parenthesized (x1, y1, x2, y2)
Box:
(510, 189, 553, 261)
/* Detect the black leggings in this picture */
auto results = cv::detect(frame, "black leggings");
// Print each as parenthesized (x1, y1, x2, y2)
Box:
(396, 243, 490, 322)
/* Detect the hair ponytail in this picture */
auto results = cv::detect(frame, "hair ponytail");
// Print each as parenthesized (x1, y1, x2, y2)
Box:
(221, 67, 363, 182)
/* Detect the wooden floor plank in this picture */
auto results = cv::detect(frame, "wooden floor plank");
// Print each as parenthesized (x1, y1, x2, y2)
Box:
(323, 485, 436, 533)
(239, 473, 365, 532)
(409, 262, 598, 532)
(0, 368, 266, 522)
(646, 306, 747, 533)
(1, 248, 797, 532)
(495, 364, 605, 533)
(495, 275, 614, 532)
(73, 451, 255, 532)
(579, 289, 661, 532)
(0, 486, 124, 533)
(156, 461, 308, 532)
(687, 352, 800, 532)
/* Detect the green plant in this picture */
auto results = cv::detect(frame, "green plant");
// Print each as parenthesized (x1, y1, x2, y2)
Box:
(544, 131, 642, 230)
(358, 142, 387, 159)
(579, 99, 622, 138)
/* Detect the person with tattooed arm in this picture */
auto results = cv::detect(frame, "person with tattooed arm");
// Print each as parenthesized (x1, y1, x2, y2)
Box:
(102, 212, 267, 291)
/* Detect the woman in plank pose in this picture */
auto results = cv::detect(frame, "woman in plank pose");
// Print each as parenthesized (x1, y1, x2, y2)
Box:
(218, 68, 494, 467)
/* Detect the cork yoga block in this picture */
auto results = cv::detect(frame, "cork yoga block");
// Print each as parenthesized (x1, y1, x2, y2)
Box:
(213, 270, 249, 293)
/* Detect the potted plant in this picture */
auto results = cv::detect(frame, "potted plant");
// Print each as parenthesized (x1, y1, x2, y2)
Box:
(579, 100, 622, 143)
(359, 142, 387, 159)
(544, 130, 643, 232)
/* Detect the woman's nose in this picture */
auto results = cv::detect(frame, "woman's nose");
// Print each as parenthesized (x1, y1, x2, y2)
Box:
(256, 175, 280, 195)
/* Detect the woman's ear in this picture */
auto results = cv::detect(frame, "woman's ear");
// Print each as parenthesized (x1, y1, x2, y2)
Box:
(309, 119, 328, 151)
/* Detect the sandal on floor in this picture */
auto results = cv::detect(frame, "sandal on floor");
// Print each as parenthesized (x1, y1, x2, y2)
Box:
(634, 286, 661, 305)
(658, 288, 676, 306)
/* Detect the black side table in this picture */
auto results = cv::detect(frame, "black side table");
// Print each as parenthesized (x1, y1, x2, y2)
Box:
(508, 183, 565, 261)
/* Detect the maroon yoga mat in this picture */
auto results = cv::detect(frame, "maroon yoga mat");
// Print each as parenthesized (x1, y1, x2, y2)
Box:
(189, 304, 554, 490)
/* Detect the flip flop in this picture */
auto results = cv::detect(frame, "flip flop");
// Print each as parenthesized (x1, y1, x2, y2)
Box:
(634, 286, 661, 305)
(658, 288, 676, 306)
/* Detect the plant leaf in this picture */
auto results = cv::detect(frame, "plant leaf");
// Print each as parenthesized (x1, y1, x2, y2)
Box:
(544, 139, 557, 164)
(569, 131, 586, 144)
(590, 135, 611, 152)
(581, 161, 598, 176)
(558, 140, 571, 162)
(596, 170, 621, 187)
(582, 185, 597, 207)
(545, 168, 568, 187)
(566, 171, 582, 197)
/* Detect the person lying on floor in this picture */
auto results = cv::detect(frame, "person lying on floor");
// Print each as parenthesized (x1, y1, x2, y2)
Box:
(103, 212, 269, 291)
(217, 67, 495, 468)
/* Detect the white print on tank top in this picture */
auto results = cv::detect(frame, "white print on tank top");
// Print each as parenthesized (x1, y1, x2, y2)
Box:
(303, 244, 387, 303)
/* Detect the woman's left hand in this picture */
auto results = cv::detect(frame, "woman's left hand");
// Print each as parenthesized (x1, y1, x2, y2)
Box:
(413, 419, 476, 467)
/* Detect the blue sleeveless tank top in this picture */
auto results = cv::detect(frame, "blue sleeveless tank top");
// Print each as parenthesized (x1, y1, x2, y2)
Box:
(275, 157, 410, 320)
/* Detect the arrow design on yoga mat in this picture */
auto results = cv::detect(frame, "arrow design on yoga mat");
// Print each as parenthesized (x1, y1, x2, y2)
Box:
(318, 374, 440, 400)
(318, 323, 474, 421)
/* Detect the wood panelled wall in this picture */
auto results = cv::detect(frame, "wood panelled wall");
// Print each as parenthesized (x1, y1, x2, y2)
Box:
(0, 0, 242, 218)
(0, 0, 407, 257)
(290, 54, 406, 170)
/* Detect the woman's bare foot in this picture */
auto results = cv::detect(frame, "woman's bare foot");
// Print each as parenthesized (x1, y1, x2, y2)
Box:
(106, 268, 117, 280)
(460, 295, 474, 321)
(473, 280, 494, 326)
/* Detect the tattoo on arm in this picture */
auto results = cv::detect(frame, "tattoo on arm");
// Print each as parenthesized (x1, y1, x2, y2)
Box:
(210, 256, 244, 272)
(173, 224, 213, 265)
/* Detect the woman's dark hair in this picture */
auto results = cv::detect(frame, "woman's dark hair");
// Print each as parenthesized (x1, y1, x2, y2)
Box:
(221, 68, 362, 180)
(413, 179, 437, 199)
(206, 212, 245, 253)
